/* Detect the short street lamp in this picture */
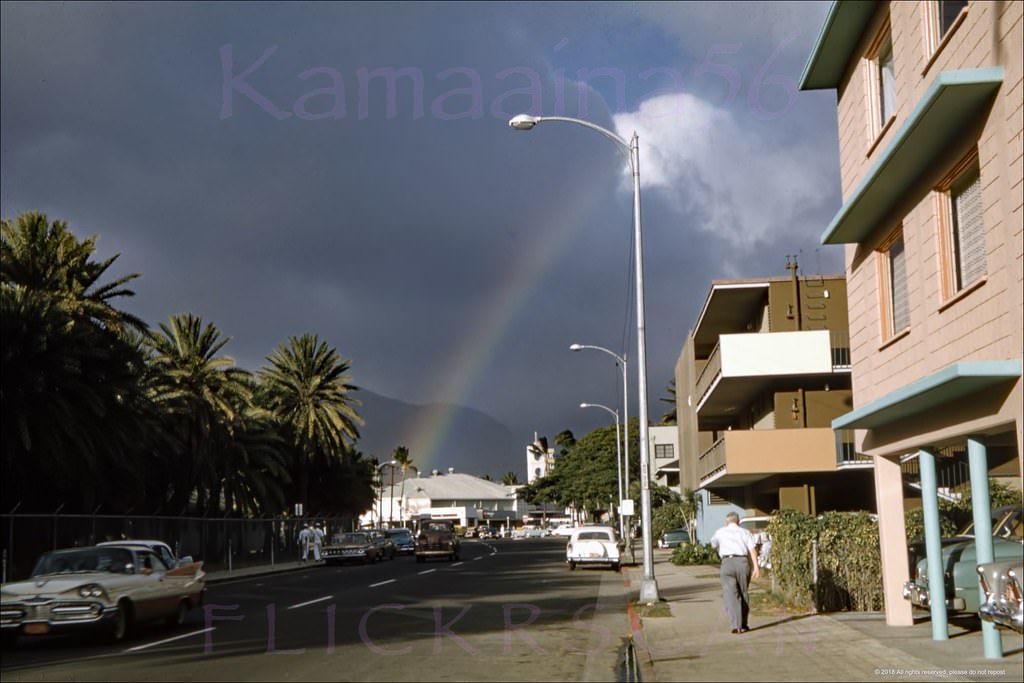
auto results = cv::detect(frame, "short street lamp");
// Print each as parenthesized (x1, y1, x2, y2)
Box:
(580, 402, 624, 540)
(511, 113, 659, 603)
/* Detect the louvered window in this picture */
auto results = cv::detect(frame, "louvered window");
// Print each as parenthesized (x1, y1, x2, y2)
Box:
(888, 236, 910, 332)
(950, 167, 986, 291)
(877, 38, 896, 125)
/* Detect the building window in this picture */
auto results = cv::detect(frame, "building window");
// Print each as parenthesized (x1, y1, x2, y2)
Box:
(655, 443, 674, 460)
(877, 228, 909, 341)
(864, 18, 896, 142)
(924, 1, 968, 61)
(936, 151, 986, 300)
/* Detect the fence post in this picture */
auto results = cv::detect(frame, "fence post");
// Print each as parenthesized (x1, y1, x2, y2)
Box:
(270, 518, 275, 567)
(811, 539, 819, 613)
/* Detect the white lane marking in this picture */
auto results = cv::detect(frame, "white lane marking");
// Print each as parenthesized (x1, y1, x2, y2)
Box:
(450, 562, 464, 567)
(418, 569, 436, 575)
(473, 556, 483, 561)
(124, 627, 215, 652)
(370, 579, 396, 588)
(287, 595, 334, 610)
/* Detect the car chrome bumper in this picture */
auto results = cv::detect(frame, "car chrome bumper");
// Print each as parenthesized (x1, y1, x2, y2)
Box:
(902, 581, 966, 611)
(979, 602, 1024, 633)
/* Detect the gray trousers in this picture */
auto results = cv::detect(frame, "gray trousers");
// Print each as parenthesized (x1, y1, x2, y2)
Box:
(719, 556, 751, 630)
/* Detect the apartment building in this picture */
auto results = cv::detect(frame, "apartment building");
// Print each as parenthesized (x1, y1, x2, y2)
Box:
(675, 268, 875, 541)
(800, 0, 1023, 647)
(651, 424, 681, 493)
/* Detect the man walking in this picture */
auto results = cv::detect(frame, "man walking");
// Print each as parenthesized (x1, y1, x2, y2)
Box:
(298, 522, 313, 561)
(313, 523, 325, 561)
(709, 511, 760, 633)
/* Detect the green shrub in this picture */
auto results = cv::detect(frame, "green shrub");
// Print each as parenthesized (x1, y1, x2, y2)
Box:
(670, 542, 719, 566)
(767, 509, 883, 612)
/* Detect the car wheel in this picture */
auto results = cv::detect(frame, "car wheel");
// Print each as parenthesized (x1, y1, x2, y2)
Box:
(166, 599, 189, 627)
(569, 561, 576, 570)
(109, 601, 133, 642)
(612, 562, 621, 572)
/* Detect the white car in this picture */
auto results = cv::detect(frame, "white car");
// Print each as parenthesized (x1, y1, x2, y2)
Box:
(552, 524, 576, 537)
(566, 526, 621, 571)
(97, 539, 193, 569)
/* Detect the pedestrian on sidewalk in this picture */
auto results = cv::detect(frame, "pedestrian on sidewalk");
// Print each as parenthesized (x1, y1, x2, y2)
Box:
(298, 522, 313, 561)
(313, 523, 325, 561)
(710, 511, 760, 634)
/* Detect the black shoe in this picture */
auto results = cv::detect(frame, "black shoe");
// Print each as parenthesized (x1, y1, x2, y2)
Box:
(739, 627, 749, 633)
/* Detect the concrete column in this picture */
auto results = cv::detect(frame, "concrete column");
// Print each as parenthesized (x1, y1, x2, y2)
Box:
(967, 436, 1002, 659)
(874, 454, 913, 626)
(919, 448, 948, 640)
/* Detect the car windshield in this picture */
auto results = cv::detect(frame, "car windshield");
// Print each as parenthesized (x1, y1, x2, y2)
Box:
(665, 530, 689, 540)
(336, 533, 367, 545)
(387, 529, 412, 539)
(32, 548, 134, 576)
(577, 531, 613, 541)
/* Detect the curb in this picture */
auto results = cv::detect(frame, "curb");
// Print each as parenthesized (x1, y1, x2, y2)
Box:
(624, 567, 658, 682)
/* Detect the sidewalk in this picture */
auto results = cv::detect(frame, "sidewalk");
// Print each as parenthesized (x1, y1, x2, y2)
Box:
(203, 558, 320, 583)
(625, 552, 1023, 683)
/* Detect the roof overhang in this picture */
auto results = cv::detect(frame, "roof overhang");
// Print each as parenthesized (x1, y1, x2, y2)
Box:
(692, 283, 769, 356)
(799, 0, 880, 91)
(821, 67, 1004, 245)
(832, 360, 1021, 430)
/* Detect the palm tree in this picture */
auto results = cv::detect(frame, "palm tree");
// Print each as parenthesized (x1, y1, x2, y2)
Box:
(501, 471, 519, 486)
(259, 333, 363, 511)
(144, 313, 253, 513)
(392, 445, 416, 522)
(659, 379, 677, 425)
(1, 213, 149, 512)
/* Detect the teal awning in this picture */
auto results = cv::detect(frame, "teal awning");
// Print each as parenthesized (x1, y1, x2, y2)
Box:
(832, 361, 1021, 430)
(820, 68, 1004, 245)
(799, 1, 880, 91)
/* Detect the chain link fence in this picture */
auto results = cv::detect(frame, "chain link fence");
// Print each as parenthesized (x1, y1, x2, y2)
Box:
(0, 513, 357, 583)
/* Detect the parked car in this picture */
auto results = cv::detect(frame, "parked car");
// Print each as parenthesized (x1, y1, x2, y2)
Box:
(658, 528, 691, 549)
(566, 526, 621, 572)
(386, 528, 416, 555)
(415, 521, 460, 563)
(903, 507, 1024, 614)
(1, 544, 206, 646)
(906, 504, 1019, 573)
(322, 532, 379, 565)
(368, 530, 397, 561)
(96, 539, 194, 569)
(977, 559, 1024, 633)
(552, 524, 576, 538)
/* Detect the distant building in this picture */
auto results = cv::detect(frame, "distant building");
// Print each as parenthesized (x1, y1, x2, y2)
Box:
(675, 269, 875, 541)
(364, 468, 526, 529)
(526, 434, 557, 483)
(651, 425, 681, 494)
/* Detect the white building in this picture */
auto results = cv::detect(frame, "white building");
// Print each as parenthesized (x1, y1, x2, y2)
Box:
(526, 434, 557, 483)
(650, 424, 681, 494)
(363, 468, 526, 529)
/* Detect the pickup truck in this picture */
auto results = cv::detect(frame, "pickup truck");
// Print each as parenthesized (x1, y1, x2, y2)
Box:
(415, 521, 460, 562)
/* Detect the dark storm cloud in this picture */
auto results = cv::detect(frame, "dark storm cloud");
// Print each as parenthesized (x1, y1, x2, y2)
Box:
(1, 1, 841, 455)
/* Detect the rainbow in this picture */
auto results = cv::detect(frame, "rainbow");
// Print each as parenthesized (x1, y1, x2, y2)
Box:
(404, 158, 630, 474)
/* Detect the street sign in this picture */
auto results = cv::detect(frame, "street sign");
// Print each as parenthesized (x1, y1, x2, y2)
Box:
(294, 503, 303, 517)
(620, 499, 634, 516)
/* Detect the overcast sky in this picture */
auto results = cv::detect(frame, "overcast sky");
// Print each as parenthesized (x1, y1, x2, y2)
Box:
(1, 1, 844, 470)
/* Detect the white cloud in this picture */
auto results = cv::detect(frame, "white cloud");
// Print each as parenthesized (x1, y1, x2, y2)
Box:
(613, 92, 832, 247)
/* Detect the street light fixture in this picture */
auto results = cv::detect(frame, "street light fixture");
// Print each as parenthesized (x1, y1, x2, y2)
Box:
(570, 343, 629, 522)
(579, 402, 624, 540)
(511, 113, 659, 603)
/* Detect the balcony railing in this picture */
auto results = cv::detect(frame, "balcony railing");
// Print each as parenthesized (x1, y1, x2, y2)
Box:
(835, 429, 873, 467)
(694, 342, 721, 407)
(830, 330, 851, 369)
(698, 437, 726, 482)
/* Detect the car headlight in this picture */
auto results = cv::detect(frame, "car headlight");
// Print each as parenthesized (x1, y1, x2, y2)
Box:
(78, 584, 104, 598)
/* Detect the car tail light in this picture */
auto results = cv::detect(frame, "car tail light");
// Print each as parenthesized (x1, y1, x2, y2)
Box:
(977, 567, 991, 596)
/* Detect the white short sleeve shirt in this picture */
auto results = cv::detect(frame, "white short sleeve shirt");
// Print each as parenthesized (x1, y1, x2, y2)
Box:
(710, 523, 756, 557)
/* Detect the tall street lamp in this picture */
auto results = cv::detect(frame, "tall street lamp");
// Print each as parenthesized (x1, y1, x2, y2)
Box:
(377, 460, 398, 528)
(570, 343, 629, 519)
(579, 402, 624, 540)
(511, 113, 659, 603)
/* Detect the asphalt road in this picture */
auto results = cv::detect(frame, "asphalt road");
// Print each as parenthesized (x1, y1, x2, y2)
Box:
(0, 539, 633, 682)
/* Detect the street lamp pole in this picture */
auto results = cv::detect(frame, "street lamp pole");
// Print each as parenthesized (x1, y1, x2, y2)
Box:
(377, 461, 397, 528)
(580, 402, 624, 540)
(511, 113, 659, 603)
(570, 344, 629, 513)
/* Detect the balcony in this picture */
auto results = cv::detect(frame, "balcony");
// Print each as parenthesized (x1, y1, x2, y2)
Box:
(697, 428, 843, 487)
(694, 330, 850, 422)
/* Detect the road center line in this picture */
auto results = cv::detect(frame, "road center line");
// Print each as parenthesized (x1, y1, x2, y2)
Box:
(287, 595, 334, 610)
(473, 556, 483, 561)
(418, 569, 436, 575)
(450, 562, 463, 567)
(370, 579, 396, 587)
(124, 627, 215, 652)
